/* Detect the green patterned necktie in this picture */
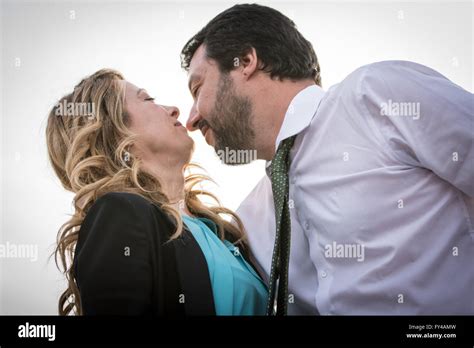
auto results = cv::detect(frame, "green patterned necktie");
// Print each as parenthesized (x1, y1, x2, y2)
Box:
(266, 135, 297, 316)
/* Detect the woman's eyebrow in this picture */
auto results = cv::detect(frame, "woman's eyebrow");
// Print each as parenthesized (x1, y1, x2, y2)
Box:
(136, 88, 147, 96)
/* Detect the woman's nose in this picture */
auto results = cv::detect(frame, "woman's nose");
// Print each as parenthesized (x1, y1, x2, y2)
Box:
(163, 105, 180, 119)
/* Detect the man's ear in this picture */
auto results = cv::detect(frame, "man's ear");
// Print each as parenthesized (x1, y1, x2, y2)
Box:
(239, 47, 259, 80)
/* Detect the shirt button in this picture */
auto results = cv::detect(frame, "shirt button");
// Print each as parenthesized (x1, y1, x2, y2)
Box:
(321, 271, 327, 278)
(304, 222, 310, 230)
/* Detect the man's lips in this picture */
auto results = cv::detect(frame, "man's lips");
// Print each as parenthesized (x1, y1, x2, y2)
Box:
(201, 124, 210, 137)
(201, 125, 214, 145)
(194, 119, 213, 144)
(174, 121, 183, 127)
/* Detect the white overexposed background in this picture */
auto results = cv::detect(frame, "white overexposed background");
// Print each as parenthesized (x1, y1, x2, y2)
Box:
(0, 0, 472, 314)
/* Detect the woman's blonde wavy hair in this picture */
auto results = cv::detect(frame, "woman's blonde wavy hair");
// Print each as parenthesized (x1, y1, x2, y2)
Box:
(46, 69, 247, 316)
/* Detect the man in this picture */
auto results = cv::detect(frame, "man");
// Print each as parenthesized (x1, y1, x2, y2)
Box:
(181, 4, 474, 315)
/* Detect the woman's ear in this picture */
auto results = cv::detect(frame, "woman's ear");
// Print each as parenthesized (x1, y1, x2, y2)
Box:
(239, 47, 259, 80)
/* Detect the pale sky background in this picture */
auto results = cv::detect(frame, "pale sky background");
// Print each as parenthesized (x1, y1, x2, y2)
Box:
(0, 0, 472, 314)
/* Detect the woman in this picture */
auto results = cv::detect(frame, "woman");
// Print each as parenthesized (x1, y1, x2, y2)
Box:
(46, 69, 268, 316)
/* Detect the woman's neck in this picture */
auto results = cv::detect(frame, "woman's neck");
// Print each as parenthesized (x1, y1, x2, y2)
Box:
(142, 159, 194, 217)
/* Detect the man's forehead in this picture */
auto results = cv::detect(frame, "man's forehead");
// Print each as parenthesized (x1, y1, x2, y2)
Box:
(188, 45, 207, 74)
(187, 46, 208, 91)
(188, 45, 218, 77)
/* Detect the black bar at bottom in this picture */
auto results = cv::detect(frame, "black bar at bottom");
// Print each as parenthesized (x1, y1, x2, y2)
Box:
(0, 315, 472, 346)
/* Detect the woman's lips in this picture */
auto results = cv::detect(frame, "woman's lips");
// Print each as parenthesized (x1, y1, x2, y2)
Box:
(174, 121, 187, 131)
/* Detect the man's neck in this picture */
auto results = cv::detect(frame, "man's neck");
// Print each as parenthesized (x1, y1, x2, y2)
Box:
(254, 79, 315, 161)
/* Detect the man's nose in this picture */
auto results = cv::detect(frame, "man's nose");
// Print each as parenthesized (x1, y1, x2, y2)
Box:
(186, 104, 202, 131)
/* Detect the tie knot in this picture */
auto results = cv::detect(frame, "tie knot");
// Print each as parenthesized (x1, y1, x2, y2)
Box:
(270, 135, 297, 175)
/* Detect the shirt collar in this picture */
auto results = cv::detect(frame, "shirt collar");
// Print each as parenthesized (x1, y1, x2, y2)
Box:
(265, 85, 325, 176)
(274, 84, 326, 151)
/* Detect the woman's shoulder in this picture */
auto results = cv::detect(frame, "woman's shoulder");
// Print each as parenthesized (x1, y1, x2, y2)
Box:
(79, 192, 173, 242)
(88, 191, 170, 218)
(93, 191, 155, 210)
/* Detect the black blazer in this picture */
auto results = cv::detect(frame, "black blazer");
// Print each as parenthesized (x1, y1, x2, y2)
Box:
(74, 192, 255, 316)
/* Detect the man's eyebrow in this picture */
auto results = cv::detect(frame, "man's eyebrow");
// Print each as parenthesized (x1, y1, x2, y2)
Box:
(136, 88, 145, 96)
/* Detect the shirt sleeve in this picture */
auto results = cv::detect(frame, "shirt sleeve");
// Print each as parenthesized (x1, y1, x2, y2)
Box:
(74, 193, 155, 315)
(358, 61, 474, 197)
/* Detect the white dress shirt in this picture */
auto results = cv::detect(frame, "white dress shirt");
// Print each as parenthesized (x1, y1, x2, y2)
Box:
(236, 61, 474, 315)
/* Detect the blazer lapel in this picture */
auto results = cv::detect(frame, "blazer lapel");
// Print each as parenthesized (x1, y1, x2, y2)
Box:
(173, 226, 216, 316)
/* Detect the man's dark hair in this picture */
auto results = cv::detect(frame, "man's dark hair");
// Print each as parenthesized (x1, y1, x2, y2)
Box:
(181, 3, 321, 86)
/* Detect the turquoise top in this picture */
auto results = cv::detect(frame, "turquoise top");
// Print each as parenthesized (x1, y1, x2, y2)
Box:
(182, 215, 268, 315)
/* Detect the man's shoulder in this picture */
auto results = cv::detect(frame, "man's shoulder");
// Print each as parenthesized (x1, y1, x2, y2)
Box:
(326, 60, 441, 109)
(340, 60, 442, 90)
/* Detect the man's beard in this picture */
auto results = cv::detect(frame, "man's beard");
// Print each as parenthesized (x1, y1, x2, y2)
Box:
(206, 73, 256, 165)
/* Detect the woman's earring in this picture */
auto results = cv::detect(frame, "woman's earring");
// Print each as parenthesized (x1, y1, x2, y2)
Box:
(123, 150, 131, 164)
